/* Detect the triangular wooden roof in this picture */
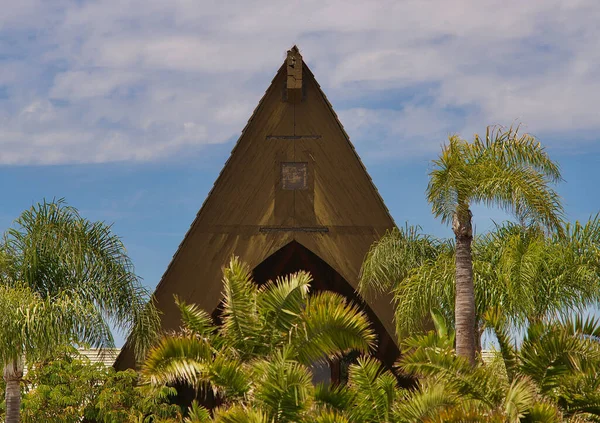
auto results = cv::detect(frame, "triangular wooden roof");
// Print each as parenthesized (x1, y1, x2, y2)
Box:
(116, 47, 397, 369)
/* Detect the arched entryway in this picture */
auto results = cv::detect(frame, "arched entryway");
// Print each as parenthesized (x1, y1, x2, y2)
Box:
(178, 241, 409, 408)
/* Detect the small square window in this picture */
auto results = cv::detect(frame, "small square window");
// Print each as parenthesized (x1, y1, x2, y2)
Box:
(281, 162, 308, 190)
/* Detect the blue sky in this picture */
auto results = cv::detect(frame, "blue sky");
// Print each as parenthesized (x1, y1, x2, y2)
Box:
(2, 1, 600, 345)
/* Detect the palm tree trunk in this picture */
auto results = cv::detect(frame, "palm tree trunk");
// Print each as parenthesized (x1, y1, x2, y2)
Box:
(3, 359, 23, 423)
(453, 211, 476, 365)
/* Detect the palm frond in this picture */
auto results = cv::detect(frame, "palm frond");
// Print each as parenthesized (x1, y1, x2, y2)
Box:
(426, 135, 471, 224)
(394, 381, 458, 422)
(250, 347, 314, 423)
(392, 249, 455, 337)
(311, 409, 350, 423)
(294, 292, 375, 365)
(176, 297, 216, 338)
(2, 199, 160, 360)
(423, 402, 505, 423)
(257, 271, 311, 344)
(469, 160, 564, 233)
(346, 357, 397, 423)
(0, 284, 122, 365)
(519, 318, 600, 397)
(503, 377, 537, 422)
(399, 345, 504, 408)
(220, 257, 261, 355)
(213, 405, 272, 423)
(185, 401, 212, 423)
(402, 310, 455, 352)
(141, 336, 212, 387)
(359, 225, 455, 338)
(209, 353, 250, 399)
(483, 307, 518, 382)
(523, 401, 563, 423)
(359, 225, 442, 296)
(313, 382, 355, 413)
(427, 127, 564, 235)
(471, 125, 561, 181)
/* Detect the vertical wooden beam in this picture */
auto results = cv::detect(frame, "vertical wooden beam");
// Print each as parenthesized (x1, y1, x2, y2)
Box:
(286, 46, 303, 103)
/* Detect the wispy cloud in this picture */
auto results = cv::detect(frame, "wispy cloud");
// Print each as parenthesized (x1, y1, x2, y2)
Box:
(1, 0, 599, 165)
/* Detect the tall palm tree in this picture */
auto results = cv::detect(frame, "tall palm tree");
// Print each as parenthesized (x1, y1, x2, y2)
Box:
(0, 199, 159, 423)
(360, 219, 600, 354)
(426, 125, 564, 363)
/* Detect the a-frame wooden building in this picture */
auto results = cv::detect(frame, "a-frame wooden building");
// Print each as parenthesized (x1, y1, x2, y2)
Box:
(115, 46, 399, 374)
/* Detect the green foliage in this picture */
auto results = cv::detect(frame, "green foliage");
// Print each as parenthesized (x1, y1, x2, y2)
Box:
(20, 352, 106, 423)
(0, 353, 181, 423)
(360, 218, 600, 346)
(476, 219, 600, 327)
(0, 198, 162, 423)
(143, 257, 376, 422)
(139, 256, 600, 422)
(346, 357, 398, 423)
(484, 313, 600, 422)
(143, 257, 374, 386)
(424, 125, 565, 362)
(426, 125, 563, 231)
(0, 285, 76, 365)
(392, 313, 552, 422)
(303, 311, 600, 422)
(0, 199, 160, 360)
(250, 347, 314, 422)
(184, 401, 211, 423)
(359, 225, 455, 336)
(91, 369, 181, 423)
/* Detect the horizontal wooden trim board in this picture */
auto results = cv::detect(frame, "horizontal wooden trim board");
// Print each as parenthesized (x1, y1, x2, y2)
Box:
(259, 226, 329, 233)
(190, 225, 391, 234)
(266, 135, 322, 141)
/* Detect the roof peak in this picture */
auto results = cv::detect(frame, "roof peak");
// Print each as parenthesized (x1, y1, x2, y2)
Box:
(286, 46, 303, 103)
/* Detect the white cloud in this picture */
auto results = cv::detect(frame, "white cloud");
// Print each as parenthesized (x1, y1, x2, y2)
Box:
(339, 105, 462, 160)
(1, 0, 600, 164)
(50, 70, 141, 100)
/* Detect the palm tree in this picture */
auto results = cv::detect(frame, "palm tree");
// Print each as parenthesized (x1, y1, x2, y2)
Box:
(0, 199, 159, 423)
(359, 222, 600, 358)
(475, 217, 600, 326)
(143, 257, 376, 422)
(360, 219, 600, 355)
(0, 285, 87, 423)
(426, 125, 564, 363)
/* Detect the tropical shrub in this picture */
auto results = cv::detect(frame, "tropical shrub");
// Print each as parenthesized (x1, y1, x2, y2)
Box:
(0, 351, 181, 423)
(143, 257, 376, 422)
